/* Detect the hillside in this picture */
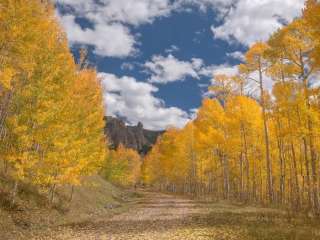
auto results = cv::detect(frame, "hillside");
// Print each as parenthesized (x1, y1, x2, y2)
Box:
(104, 116, 164, 155)
(0, 175, 139, 239)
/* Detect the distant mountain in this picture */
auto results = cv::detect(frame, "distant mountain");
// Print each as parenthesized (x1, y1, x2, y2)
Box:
(104, 116, 164, 155)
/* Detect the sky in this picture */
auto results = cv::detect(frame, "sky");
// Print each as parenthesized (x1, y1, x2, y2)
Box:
(54, 0, 305, 130)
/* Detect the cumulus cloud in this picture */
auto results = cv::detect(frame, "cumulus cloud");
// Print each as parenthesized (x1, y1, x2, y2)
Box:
(88, 0, 173, 26)
(176, 0, 234, 13)
(100, 73, 190, 130)
(55, 0, 173, 26)
(53, 0, 240, 57)
(55, 0, 234, 22)
(226, 51, 245, 61)
(55, 0, 304, 57)
(121, 63, 135, 71)
(211, 0, 304, 46)
(144, 54, 204, 84)
(199, 64, 239, 80)
(144, 55, 245, 85)
(202, 64, 274, 96)
(54, 0, 92, 10)
(58, 15, 136, 58)
(54, 0, 174, 57)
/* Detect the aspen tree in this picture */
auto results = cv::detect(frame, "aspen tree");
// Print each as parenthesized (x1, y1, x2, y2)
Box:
(0, 0, 107, 204)
(304, 0, 320, 67)
(105, 145, 141, 187)
(240, 42, 275, 203)
(125, 0, 320, 215)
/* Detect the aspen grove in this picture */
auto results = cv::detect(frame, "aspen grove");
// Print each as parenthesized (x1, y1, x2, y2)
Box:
(142, 0, 320, 216)
(0, 0, 107, 204)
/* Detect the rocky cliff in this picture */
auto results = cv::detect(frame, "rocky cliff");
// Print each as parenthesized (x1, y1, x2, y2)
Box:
(104, 116, 163, 155)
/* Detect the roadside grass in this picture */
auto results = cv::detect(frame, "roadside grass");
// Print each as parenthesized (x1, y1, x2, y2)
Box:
(0, 175, 139, 239)
(201, 202, 320, 240)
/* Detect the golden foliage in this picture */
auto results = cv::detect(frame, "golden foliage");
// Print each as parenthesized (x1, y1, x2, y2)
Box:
(105, 145, 141, 187)
(0, 0, 107, 197)
(142, 4, 320, 215)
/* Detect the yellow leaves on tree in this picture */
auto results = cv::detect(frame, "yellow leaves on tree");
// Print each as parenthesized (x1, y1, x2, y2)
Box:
(142, 1, 320, 214)
(304, 0, 320, 68)
(0, 68, 15, 89)
(0, 0, 107, 199)
(105, 145, 141, 187)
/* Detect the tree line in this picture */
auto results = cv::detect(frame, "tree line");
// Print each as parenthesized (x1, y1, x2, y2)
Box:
(142, 0, 320, 216)
(0, 0, 107, 204)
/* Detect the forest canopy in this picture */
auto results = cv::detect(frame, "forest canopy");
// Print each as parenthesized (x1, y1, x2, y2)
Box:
(142, 0, 320, 216)
(0, 0, 107, 203)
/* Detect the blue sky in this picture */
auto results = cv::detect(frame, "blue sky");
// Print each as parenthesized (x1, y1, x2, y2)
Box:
(54, 0, 304, 130)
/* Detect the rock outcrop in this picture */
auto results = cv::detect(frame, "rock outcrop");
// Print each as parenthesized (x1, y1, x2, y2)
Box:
(104, 116, 163, 155)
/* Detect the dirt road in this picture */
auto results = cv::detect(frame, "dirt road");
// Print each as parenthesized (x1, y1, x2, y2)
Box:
(43, 191, 319, 240)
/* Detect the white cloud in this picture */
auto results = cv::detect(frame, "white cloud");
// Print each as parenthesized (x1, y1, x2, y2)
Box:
(55, 0, 304, 57)
(53, 0, 240, 57)
(88, 0, 172, 26)
(100, 73, 190, 130)
(58, 15, 136, 58)
(189, 108, 199, 120)
(121, 63, 135, 71)
(165, 45, 180, 54)
(203, 64, 275, 95)
(53, 0, 235, 26)
(226, 51, 245, 61)
(144, 54, 245, 85)
(211, 0, 305, 46)
(55, 0, 235, 22)
(211, 65, 239, 79)
(199, 64, 274, 99)
(199, 64, 239, 80)
(177, 0, 234, 13)
(55, 0, 174, 57)
(145, 54, 204, 84)
(54, 0, 92, 10)
(56, 0, 173, 26)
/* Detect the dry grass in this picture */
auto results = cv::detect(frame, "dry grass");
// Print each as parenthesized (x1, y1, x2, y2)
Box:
(0, 175, 135, 240)
(1, 178, 320, 240)
(34, 192, 320, 240)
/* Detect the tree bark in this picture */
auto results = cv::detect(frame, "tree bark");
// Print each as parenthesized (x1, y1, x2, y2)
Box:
(258, 61, 274, 203)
